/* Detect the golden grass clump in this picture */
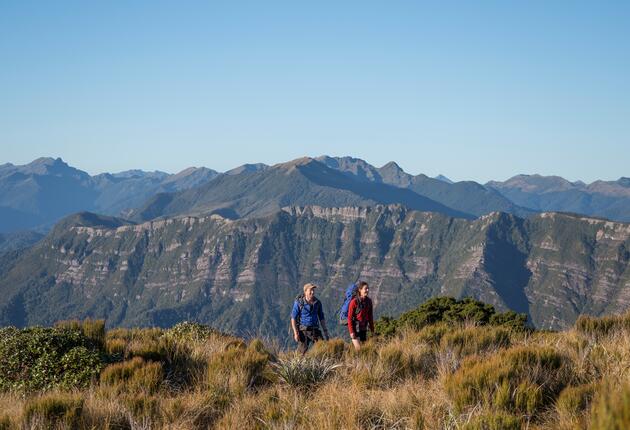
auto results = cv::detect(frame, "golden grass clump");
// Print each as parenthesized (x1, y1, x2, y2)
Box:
(589, 382, 630, 430)
(308, 338, 348, 360)
(100, 357, 164, 394)
(22, 392, 84, 429)
(55, 318, 106, 349)
(445, 346, 570, 416)
(206, 338, 272, 395)
(461, 411, 522, 430)
(575, 312, 630, 340)
(440, 325, 512, 357)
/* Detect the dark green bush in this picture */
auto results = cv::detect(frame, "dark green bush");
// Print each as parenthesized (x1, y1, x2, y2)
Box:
(0, 326, 103, 392)
(376, 297, 528, 336)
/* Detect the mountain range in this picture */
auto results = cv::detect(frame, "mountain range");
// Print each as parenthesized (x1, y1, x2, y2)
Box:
(0, 205, 628, 335)
(2, 156, 629, 241)
(0, 155, 628, 335)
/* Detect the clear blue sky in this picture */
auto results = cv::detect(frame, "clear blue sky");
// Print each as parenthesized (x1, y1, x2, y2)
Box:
(1, 1, 628, 183)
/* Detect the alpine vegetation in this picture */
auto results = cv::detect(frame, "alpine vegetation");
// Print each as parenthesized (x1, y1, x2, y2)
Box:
(1, 297, 630, 429)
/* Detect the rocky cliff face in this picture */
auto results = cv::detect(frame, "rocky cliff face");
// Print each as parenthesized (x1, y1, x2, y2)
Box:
(0, 206, 628, 335)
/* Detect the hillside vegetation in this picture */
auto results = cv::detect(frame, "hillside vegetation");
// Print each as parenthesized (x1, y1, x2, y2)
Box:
(1, 298, 630, 429)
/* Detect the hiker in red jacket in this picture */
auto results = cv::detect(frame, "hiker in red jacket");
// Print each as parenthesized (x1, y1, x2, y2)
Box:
(347, 281, 374, 350)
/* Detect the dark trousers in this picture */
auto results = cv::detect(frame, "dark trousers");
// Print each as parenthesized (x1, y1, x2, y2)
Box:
(297, 327, 322, 354)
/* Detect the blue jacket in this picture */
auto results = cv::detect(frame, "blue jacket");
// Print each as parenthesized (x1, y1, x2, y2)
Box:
(291, 297, 325, 328)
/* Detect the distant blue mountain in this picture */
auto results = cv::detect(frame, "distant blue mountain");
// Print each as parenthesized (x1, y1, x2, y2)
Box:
(487, 175, 630, 222)
(0, 158, 219, 233)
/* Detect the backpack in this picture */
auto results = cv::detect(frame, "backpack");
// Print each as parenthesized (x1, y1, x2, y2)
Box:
(338, 283, 363, 325)
(293, 294, 306, 327)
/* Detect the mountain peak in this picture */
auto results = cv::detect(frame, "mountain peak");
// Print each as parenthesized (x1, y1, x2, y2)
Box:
(435, 174, 454, 184)
(225, 163, 269, 176)
(380, 161, 403, 172)
(274, 157, 318, 170)
(21, 157, 90, 180)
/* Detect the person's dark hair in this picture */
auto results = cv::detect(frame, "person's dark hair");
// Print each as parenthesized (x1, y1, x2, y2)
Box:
(358, 281, 368, 290)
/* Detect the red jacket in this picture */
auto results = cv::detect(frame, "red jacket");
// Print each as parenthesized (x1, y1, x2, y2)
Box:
(347, 296, 374, 335)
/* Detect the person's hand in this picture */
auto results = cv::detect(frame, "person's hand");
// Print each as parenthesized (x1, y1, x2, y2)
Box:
(293, 332, 300, 343)
(350, 333, 357, 340)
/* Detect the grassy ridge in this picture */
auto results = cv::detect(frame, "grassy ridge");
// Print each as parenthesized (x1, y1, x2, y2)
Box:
(1, 301, 630, 429)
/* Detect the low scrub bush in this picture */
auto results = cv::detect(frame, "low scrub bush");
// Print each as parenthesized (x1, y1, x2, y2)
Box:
(273, 356, 342, 389)
(445, 346, 570, 416)
(376, 297, 528, 336)
(0, 326, 102, 392)
(23, 392, 84, 429)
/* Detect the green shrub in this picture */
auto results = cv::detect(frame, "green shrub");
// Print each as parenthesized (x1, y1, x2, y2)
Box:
(489, 311, 528, 331)
(0, 326, 103, 392)
(58, 346, 103, 389)
(23, 392, 84, 428)
(445, 346, 569, 416)
(375, 297, 527, 336)
(590, 382, 630, 430)
(462, 412, 522, 430)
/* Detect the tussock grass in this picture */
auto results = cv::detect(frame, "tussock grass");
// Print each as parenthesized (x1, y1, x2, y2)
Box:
(590, 382, 630, 430)
(575, 312, 630, 340)
(23, 392, 84, 429)
(445, 346, 571, 417)
(273, 356, 342, 389)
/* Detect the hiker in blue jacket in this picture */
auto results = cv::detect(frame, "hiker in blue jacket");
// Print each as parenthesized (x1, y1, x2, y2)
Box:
(290, 283, 330, 354)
